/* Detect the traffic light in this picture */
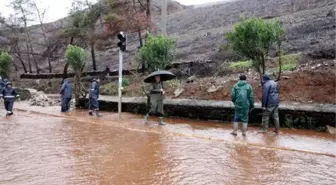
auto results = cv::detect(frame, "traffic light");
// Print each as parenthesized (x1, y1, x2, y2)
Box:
(117, 31, 126, 51)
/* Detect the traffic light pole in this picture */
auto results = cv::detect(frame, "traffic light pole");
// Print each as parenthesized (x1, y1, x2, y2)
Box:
(118, 48, 123, 120)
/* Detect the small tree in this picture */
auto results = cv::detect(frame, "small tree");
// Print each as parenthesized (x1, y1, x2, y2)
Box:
(138, 34, 176, 72)
(226, 17, 285, 85)
(0, 52, 12, 78)
(65, 45, 87, 106)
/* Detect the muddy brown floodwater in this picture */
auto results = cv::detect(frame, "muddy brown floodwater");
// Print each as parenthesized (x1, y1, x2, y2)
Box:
(0, 107, 335, 185)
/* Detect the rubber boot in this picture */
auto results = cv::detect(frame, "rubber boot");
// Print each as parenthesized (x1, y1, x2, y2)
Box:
(95, 110, 102, 117)
(144, 114, 149, 124)
(242, 123, 248, 136)
(159, 117, 165, 125)
(230, 122, 238, 136)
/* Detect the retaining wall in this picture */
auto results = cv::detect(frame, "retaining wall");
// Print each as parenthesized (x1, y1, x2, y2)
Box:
(77, 96, 336, 130)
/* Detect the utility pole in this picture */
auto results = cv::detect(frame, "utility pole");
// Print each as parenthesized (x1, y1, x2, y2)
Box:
(118, 48, 123, 120)
(161, 0, 167, 34)
(117, 32, 126, 120)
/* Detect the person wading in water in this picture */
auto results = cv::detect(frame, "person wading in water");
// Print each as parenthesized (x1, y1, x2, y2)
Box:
(89, 78, 102, 117)
(144, 75, 165, 125)
(1, 81, 18, 116)
(230, 74, 255, 136)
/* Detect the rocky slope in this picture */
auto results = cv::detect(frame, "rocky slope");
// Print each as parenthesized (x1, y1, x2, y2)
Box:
(1, 0, 335, 74)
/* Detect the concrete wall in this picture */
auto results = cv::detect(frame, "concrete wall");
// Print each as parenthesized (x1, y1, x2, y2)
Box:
(78, 96, 336, 130)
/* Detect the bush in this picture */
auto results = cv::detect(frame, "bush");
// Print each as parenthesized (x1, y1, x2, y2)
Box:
(138, 34, 176, 72)
(122, 78, 129, 87)
(65, 45, 87, 71)
(226, 17, 284, 83)
(0, 52, 12, 78)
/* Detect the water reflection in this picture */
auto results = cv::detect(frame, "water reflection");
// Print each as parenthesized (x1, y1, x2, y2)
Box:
(0, 110, 335, 185)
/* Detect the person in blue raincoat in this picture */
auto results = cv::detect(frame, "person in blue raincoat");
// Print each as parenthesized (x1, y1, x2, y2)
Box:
(259, 74, 280, 133)
(89, 78, 102, 117)
(1, 81, 17, 116)
(60, 79, 72, 112)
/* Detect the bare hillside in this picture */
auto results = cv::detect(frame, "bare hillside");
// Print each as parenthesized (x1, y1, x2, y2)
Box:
(1, 0, 335, 73)
(91, 0, 336, 71)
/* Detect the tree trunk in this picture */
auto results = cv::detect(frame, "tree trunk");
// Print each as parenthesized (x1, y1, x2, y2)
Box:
(31, 52, 40, 74)
(14, 49, 28, 73)
(47, 48, 52, 73)
(24, 42, 32, 73)
(90, 42, 96, 71)
(12, 61, 18, 72)
(75, 71, 80, 107)
(146, 0, 151, 22)
(138, 29, 146, 71)
(261, 55, 266, 75)
(276, 43, 282, 82)
(63, 63, 69, 79)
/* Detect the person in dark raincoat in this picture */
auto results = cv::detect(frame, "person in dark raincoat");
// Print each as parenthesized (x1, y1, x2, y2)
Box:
(144, 75, 165, 125)
(1, 81, 17, 116)
(230, 74, 254, 136)
(60, 79, 72, 112)
(89, 78, 102, 117)
(259, 74, 280, 133)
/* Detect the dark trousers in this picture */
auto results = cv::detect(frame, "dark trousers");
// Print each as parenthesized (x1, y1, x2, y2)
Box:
(89, 98, 99, 110)
(4, 100, 14, 112)
(61, 98, 71, 112)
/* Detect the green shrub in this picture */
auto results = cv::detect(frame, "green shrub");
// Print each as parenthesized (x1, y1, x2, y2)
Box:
(280, 63, 297, 71)
(226, 17, 284, 83)
(65, 45, 87, 71)
(138, 34, 176, 72)
(0, 52, 12, 78)
(122, 78, 129, 87)
(228, 60, 251, 70)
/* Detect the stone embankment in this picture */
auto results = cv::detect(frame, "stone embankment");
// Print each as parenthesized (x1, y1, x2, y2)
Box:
(78, 96, 336, 131)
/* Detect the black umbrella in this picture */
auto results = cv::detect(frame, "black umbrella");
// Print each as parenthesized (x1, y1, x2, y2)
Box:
(144, 70, 176, 83)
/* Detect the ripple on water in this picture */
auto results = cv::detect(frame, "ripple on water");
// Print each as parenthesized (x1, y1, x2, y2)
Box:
(0, 112, 335, 185)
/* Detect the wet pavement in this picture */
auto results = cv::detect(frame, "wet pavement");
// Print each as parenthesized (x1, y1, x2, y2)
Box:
(0, 104, 335, 185)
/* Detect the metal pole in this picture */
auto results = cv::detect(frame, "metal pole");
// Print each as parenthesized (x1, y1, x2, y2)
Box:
(161, 0, 167, 34)
(118, 49, 123, 120)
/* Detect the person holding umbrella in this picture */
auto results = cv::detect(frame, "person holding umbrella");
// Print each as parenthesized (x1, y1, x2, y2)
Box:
(144, 70, 176, 125)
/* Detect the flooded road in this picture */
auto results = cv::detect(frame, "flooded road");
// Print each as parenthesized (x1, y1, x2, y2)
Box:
(0, 107, 335, 185)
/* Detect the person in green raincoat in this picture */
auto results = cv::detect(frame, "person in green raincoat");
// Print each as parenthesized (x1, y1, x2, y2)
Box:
(144, 75, 165, 125)
(230, 74, 254, 136)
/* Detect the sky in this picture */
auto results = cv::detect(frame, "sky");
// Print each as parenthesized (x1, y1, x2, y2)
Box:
(0, 0, 227, 24)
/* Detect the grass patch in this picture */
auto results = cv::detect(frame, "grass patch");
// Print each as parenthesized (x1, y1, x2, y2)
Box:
(100, 80, 129, 96)
(281, 53, 301, 65)
(166, 79, 183, 89)
(279, 63, 297, 71)
(228, 60, 251, 70)
(100, 82, 118, 95)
